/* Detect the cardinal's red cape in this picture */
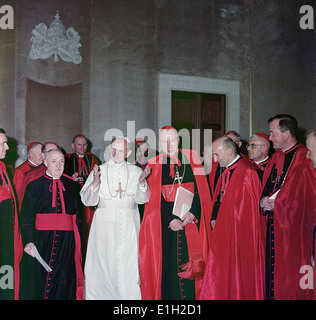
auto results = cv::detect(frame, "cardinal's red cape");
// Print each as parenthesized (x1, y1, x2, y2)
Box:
(261, 144, 316, 300)
(139, 149, 212, 300)
(13, 160, 37, 205)
(200, 158, 266, 300)
(17, 164, 46, 210)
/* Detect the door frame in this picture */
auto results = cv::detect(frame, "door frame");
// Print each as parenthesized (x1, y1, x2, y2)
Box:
(157, 73, 240, 134)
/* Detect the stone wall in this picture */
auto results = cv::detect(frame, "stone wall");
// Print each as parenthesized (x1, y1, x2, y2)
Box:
(0, 0, 314, 157)
(252, 0, 316, 138)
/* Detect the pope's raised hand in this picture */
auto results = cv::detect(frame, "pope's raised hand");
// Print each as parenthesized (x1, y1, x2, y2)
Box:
(92, 164, 100, 190)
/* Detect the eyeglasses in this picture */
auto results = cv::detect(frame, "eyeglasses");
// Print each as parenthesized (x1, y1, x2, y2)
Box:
(246, 144, 266, 149)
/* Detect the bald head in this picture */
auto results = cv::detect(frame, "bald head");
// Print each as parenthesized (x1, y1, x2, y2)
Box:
(212, 136, 237, 167)
(42, 142, 59, 154)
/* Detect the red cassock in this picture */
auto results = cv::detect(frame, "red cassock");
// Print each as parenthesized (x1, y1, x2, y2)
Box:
(200, 158, 266, 300)
(139, 149, 212, 300)
(261, 144, 316, 300)
(17, 164, 46, 210)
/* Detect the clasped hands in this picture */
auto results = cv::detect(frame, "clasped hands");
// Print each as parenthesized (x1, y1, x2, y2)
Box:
(169, 212, 195, 231)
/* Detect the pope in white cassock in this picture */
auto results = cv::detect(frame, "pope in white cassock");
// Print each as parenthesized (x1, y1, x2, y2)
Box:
(80, 137, 151, 300)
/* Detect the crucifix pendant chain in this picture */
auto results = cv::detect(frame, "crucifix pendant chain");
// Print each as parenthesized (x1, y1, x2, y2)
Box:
(106, 162, 129, 199)
(161, 152, 186, 200)
(174, 168, 184, 185)
(115, 182, 125, 199)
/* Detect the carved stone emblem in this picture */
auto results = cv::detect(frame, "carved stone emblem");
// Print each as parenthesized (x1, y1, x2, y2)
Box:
(29, 11, 82, 64)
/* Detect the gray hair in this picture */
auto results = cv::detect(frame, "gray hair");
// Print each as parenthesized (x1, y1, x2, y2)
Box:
(305, 130, 316, 140)
(249, 134, 270, 147)
(225, 130, 241, 141)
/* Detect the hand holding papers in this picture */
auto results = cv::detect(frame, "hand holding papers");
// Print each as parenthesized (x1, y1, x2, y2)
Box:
(260, 190, 279, 212)
(32, 245, 52, 272)
(269, 189, 280, 200)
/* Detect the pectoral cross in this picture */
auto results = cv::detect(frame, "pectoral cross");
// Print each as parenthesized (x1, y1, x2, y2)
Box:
(116, 182, 126, 199)
(174, 171, 183, 185)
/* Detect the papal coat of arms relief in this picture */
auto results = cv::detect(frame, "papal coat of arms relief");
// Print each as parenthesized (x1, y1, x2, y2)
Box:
(29, 11, 82, 65)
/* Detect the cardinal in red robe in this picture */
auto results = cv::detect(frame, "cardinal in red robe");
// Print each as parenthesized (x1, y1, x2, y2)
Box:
(13, 142, 43, 204)
(200, 136, 265, 300)
(260, 115, 316, 300)
(139, 127, 211, 300)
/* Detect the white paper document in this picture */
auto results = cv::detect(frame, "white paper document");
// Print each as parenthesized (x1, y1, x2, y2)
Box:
(32, 246, 52, 272)
(172, 186, 194, 219)
(269, 189, 280, 200)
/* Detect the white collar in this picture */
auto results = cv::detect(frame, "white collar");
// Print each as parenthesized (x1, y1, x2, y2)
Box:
(46, 171, 61, 180)
(282, 143, 297, 153)
(226, 155, 240, 169)
(108, 159, 126, 167)
(28, 159, 38, 167)
(255, 156, 269, 165)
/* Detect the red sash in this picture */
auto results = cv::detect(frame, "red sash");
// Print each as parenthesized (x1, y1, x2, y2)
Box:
(178, 223, 205, 280)
(78, 156, 89, 177)
(161, 181, 204, 280)
(35, 213, 84, 300)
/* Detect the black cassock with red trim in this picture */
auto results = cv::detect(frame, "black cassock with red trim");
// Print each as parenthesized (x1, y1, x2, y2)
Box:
(19, 173, 83, 300)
